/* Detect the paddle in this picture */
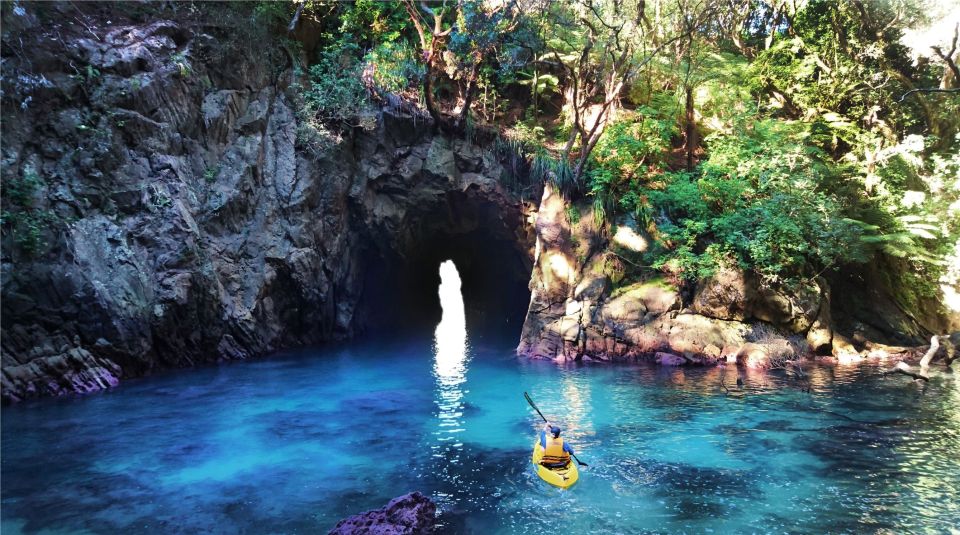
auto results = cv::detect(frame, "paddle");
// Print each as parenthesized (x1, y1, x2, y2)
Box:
(523, 391, 588, 467)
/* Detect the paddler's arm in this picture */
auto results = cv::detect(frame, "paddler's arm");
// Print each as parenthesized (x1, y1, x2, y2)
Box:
(540, 422, 551, 448)
(563, 442, 575, 455)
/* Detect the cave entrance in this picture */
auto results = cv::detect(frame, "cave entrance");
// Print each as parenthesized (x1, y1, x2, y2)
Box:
(356, 190, 533, 339)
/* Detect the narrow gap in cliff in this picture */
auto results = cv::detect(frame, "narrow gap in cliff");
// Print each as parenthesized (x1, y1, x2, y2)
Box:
(434, 260, 468, 378)
(357, 232, 531, 340)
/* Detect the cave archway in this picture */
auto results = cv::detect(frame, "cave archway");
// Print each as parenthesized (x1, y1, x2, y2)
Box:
(355, 185, 534, 337)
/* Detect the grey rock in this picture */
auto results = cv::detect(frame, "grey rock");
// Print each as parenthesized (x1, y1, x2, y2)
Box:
(1, 10, 533, 402)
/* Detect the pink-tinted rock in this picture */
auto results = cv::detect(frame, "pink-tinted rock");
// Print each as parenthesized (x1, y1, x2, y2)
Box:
(737, 343, 771, 369)
(655, 352, 686, 366)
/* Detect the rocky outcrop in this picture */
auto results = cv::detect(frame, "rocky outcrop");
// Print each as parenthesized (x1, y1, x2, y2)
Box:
(517, 185, 751, 363)
(328, 492, 437, 535)
(1, 5, 533, 402)
(690, 267, 822, 334)
(515, 181, 947, 366)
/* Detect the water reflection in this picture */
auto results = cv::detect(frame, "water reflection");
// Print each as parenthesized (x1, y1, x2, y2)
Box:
(432, 260, 470, 459)
(561, 370, 593, 442)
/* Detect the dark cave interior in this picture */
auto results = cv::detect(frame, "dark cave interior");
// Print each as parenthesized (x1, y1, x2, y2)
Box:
(356, 190, 533, 338)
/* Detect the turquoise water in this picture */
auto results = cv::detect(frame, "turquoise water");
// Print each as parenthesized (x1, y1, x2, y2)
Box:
(3, 272, 960, 533)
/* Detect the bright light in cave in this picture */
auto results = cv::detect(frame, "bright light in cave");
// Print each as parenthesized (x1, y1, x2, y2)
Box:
(433, 261, 469, 451)
(433, 260, 467, 380)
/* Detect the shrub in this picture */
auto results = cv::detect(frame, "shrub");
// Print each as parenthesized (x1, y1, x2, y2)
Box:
(301, 43, 370, 124)
(365, 41, 423, 94)
(5, 167, 43, 207)
(644, 120, 866, 283)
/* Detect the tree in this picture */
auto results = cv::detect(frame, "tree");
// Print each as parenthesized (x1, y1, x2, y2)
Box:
(400, 0, 521, 129)
(538, 0, 718, 182)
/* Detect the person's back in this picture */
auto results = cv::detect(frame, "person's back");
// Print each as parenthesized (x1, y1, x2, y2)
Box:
(540, 423, 574, 467)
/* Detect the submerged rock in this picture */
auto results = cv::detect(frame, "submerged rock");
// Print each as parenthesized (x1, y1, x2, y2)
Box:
(655, 352, 686, 366)
(328, 492, 437, 535)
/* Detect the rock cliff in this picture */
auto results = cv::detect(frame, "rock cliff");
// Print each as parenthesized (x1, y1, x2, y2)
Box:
(1, 4, 533, 402)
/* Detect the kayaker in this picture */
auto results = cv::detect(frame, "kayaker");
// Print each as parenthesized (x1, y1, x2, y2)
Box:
(539, 422, 575, 468)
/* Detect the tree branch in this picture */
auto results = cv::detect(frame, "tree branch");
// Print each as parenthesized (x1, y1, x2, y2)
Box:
(897, 87, 960, 103)
(931, 23, 960, 85)
(883, 362, 929, 382)
(287, 1, 305, 34)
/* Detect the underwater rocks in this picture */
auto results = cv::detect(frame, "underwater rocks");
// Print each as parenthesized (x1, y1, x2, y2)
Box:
(328, 492, 437, 535)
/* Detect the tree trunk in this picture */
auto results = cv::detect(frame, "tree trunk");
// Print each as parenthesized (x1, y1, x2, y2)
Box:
(685, 86, 696, 170)
(423, 70, 442, 125)
(456, 63, 480, 128)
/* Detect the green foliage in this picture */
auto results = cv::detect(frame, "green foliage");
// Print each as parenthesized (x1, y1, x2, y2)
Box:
(252, 0, 293, 28)
(493, 135, 532, 192)
(365, 41, 423, 93)
(149, 184, 172, 210)
(642, 120, 868, 283)
(1, 167, 53, 257)
(9, 210, 52, 256)
(4, 167, 43, 207)
(585, 112, 676, 223)
(517, 70, 560, 108)
(301, 43, 370, 123)
(85, 64, 100, 81)
(531, 151, 576, 196)
(69, 64, 101, 91)
(171, 52, 191, 77)
(203, 167, 218, 184)
(338, 0, 409, 47)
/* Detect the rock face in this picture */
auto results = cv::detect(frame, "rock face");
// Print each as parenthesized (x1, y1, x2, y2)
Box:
(518, 185, 752, 363)
(515, 183, 952, 365)
(690, 267, 823, 334)
(1, 5, 533, 402)
(328, 492, 437, 535)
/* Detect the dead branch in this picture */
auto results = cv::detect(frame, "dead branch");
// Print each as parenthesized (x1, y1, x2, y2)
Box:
(931, 23, 960, 84)
(918, 335, 939, 370)
(897, 87, 960, 103)
(287, 1, 305, 34)
(883, 361, 930, 382)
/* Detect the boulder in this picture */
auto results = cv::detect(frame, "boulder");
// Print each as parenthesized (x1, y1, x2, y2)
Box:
(751, 279, 821, 333)
(737, 343, 771, 369)
(691, 267, 750, 321)
(655, 352, 686, 366)
(328, 492, 437, 535)
(692, 268, 821, 333)
(806, 297, 833, 355)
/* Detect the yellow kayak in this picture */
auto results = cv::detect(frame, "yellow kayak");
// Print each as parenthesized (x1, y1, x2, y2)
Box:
(531, 439, 579, 489)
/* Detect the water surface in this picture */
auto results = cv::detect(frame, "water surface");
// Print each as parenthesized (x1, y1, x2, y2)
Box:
(3, 272, 959, 533)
